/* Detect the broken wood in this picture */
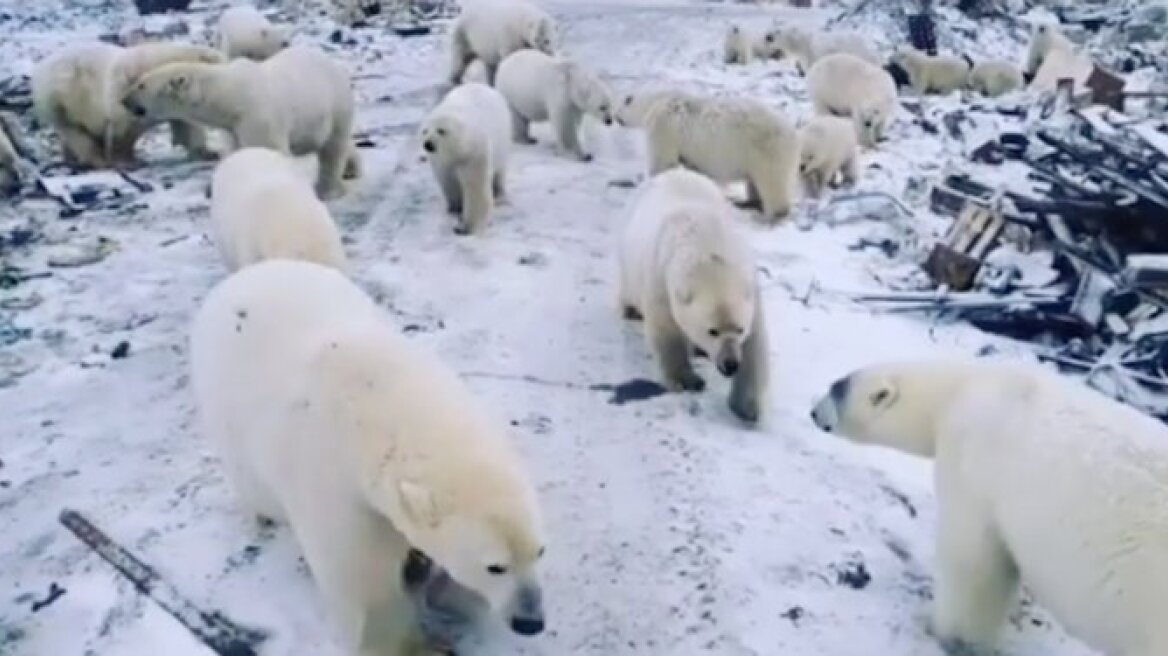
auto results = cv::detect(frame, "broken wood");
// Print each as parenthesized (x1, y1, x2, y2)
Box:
(59, 509, 268, 656)
(923, 203, 1005, 291)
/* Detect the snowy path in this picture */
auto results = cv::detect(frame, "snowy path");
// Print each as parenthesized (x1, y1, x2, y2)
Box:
(0, 1, 1095, 654)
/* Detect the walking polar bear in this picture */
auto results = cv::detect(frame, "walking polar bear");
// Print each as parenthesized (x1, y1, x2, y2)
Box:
(420, 82, 512, 235)
(120, 45, 357, 199)
(811, 359, 1168, 656)
(210, 148, 347, 272)
(806, 52, 897, 148)
(889, 46, 971, 95)
(766, 26, 879, 74)
(638, 90, 799, 223)
(798, 115, 859, 198)
(218, 5, 288, 61)
(494, 49, 614, 161)
(619, 168, 770, 423)
(968, 59, 1024, 97)
(190, 259, 547, 655)
(31, 41, 223, 168)
(448, 0, 557, 85)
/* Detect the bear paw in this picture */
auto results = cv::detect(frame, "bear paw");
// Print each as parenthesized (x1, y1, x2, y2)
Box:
(453, 223, 472, 236)
(668, 371, 705, 393)
(621, 305, 643, 321)
(728, 393, 760, 423)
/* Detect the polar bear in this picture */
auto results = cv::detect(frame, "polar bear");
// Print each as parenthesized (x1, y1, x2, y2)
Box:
(218, 5, 289, 61)
(1028, 31, 1093, 94)
(190, 259, 547, 654)
(210, 147, 347, 272)
(768, 26, 880, 74)
(810, 359, 1168, 656)
(968, 59, 1023, 97)
(807, 52, 897, 149)
(448, 0, 557, 86)
(798, 115, 859, 198)
(723, 25, 777, 65)
(31, 41, 223, 169)
(1024, 22, 1075, 80)
(619, 168, 770, 423)
(420, 82, 511, 235)
(120, 45, 356, 199)
(494, 49, 613, 161)
(641, 91, 798, 223)
(888, 46, 971, 95)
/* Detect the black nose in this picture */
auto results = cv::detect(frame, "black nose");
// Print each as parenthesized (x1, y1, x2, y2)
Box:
(422, 140, 435, 153)
(510, 617, 544, 636)
(604, 117, 613, 126)
(719, 359, 739, 377)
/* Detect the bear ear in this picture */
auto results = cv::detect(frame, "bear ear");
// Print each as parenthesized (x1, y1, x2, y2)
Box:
(399, 480, 440, 528)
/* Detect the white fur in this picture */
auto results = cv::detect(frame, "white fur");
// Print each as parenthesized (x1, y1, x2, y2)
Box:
(618, 168, 770, 423)
(968, 59, 1023, 97)
(641, 90, 799, 222)
(218, 5, 288, 61)
(420, 82, 512, 235)
(798, 115, 859, 198)
(190, 259, 547, 653)
(768, 26, 880, 74)
(806, 52, 897, 149)
(1025, 22, 1075, 79)
(811, 359, 1168, 656)
(121, 45, 356, 199)
(495, 49, 614, 161)
(723, 24, 778, 64)
(614, 87, 676, 129)
(889, 46, 971, 95)
(448, 0, 557, 85)
(31, 41, 222, 168)
(1030, 44, 1093, 94)
(209, 147, 347, 272)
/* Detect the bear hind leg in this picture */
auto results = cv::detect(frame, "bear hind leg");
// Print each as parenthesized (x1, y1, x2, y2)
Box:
(58, 124, 108, 170)
(510, 109, 536, 145)
(448, 24, 474, 85)
(552, 105, 589, 162)
(647, 310, 705, 392)
(315, 134, 350, 201)
(435, 164, 463, 214)
(491, 167, 507, 202)
(748, 153, 794, 222)
(931, 500, 1019, 654)
(171, 121, 216, 161)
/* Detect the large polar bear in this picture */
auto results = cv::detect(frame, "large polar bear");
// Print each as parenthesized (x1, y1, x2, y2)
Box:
(968, 59, 1023, 97)
(807, 52, 897, 149)
(218, 5, 289, 61)
(210, 147, 347, 272)
(31, 41, 223, 169)
(448, 0, 557, 86)
(1026, 24, 1093, 93)
(767, 26, 880, 74)
(619, 167, 770, 423)
(494, 49, 613, 161)
(640, 91, 798, 223)
(419, 82, 511, 235)
(120, 45, 357, 199)
(798, 115, 859, 198)
(888, 46, 971, 95)
(190, 259, 548, 655)
(810, 359, 1168, 656)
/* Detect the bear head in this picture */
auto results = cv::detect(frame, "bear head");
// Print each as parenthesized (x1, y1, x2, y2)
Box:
(394, 472, 547, 637)
(811, 361, 965, 458)
(563, 63, 613, 126)
(524, 15, 556, 55)
(851, 104, 884, 148)
(419, 114, 475, 163)
(253, 26, 291, 59)
(121, 63, 201, 120)
(669, 246, 756, 379)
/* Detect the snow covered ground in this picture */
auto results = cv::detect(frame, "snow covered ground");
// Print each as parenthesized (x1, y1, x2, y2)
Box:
(0, 0, 1103, 655)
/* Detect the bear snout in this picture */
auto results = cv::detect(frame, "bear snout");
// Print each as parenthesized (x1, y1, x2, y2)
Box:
(717, 357, 739, 377)
(122, 98, 146, 117)
(510, 616, 545, 636)
(810, 397, 836, 432)
(422, 139, 436, 153)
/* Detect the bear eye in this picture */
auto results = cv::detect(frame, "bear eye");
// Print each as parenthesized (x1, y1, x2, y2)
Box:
(487, 564, 508, 575)
(765, 34, 774, 43)
(708, 328, 720, 338)
(623, 95, 633, 106)
(870, 389, 891, 406)
(436, 127, 446, 136)
(537, 546, 546, 558)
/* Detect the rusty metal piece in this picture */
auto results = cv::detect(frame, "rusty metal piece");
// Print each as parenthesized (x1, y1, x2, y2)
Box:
(1086, 65, 1127, 112)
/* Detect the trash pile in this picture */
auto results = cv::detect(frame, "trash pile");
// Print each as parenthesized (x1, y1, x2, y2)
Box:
(849, 1, 1168, 419)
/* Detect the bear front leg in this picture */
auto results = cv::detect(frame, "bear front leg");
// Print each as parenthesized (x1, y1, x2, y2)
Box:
(510, 109, 536, 145)
(58, 125, 108, 170)
(646, 309, 705, 392)
(801, 170, 824, 199)
(839, 154, 860, 188)
(170, 121, 216, 161)
(448, 26, 474, 86)
(483, 61, 500, 87)
(491, 167, 507, 203)
(552, 105, 589, 162)
(728, 289, 769, 423)
(646, 130, 682, 176)
(433, 162, 463, 215)
(931, 488, 1019, 655)
(454, 158, 492, 235)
